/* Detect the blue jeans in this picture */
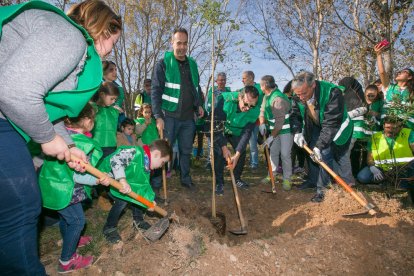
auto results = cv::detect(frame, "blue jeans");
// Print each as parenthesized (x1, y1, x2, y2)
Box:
(58, 203, 85, 261)
(0, 119, 46, 275)
(104, 197, 145, 229)
(358, 161, 414, 188)
(249, 125, 259, 167)
(214, 134, 247, 189)
(164, 116, 195, 185)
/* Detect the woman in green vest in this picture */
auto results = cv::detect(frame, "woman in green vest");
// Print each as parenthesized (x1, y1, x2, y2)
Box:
(0, 1, 121, 274)
(39, 103, 110, 273)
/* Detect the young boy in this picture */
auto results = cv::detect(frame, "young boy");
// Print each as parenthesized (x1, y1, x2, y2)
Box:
(99, 139, 171, 243)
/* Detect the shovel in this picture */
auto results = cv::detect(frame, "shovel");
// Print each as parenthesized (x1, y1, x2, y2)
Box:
(303, 145, 377, 216)
(262, 144, 277, 194)
(71, 155, 176, 240)
(227, 158, 248, 235)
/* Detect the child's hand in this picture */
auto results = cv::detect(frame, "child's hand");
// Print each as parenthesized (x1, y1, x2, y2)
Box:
(98, 174, 111, 186)
(119, 179, 132, 194)
(148, 201, 156, 212)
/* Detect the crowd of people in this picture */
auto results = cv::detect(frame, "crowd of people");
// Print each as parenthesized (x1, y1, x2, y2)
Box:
(0, 1, 413, 275)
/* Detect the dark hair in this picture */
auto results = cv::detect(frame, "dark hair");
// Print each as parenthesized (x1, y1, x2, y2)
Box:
(374, 78, 382, 85)
(365, 84, 381, 102)
(261, 75, 277, 90)
(64, 103, 95, 128)
(150, 139, 172, 160)
(173, 27, 188, 38)
(99, 81, 120, 97)
(144, 79, 152, 85)
(383, 116, 403, 124)
(283, 80, 293, 95)
(102, 60, 116, 74)
(240, 85, 259, 99)
(137, 103, 152, 118)
(121, 118, 135, 129)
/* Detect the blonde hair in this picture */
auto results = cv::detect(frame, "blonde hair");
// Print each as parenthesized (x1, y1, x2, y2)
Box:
(67, 0, 122, 42)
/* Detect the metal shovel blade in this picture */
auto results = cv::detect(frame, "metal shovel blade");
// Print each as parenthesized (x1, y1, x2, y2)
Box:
(210, 212, 226, 236)
(343, 203, 376, 217)
(261, 187, 277, 194)
(143, 217, 170, 241)
(229, 227, 247, 235)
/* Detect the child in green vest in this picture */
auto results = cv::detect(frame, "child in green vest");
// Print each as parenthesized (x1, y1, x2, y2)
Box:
(365, 84, 384, 133)
(134, 104, 163, 197)
(38, 103, 111, 273)
(117, 118, 137, 147)
(92, 81, 120, 157)
(135, 103, 159, 146)
(100, 140, 171, 243)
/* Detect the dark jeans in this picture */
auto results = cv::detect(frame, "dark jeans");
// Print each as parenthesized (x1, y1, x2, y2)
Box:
(164, 116, 195, 185)
(0, 119, 46, 275)
(308, 126, 351, 194)
(291, 143, 305, 168)
(104, 197, 145, 230)
(214, 134, 247, 188)
(357, 161, 414, 188)
(58, 203, 85, 261)
(101, 147, 116, 159)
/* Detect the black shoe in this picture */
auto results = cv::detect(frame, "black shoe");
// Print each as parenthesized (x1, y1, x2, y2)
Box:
(182, 183, 196, 191)
(235, 179, 249, 190)
(133, 220, 152, 231)
(297, 181, 317, 190)
(215, 185, 224, 196)
(311, 193, 324, 203)
(103, 227, 121, 244)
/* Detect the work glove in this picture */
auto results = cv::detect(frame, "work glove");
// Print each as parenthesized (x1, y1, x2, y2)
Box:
(369, 166, 384, 181)
(259, 124, 267, 136)
(293, 133, 306, 148)
(264, 136, 274, 148)
(310, 147, 322, 163)
(348, 107, 367, 119)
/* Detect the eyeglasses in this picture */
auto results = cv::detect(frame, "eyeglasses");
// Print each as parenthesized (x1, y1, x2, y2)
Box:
(242, 97, 256, 108)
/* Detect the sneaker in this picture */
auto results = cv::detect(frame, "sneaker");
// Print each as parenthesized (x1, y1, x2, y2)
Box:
(293, 166, 305, 174)
(58, 253, 93, 274)
(133, 220, 152, 231)
(261, 176, 271, 184)
(215, 185, 224, 196)
(282, 179, 292, 191)
(77, 236, 92, 248)
(297, 181, 317, 190)
(311, 193, 324, 203)
(103, 227, 121, 244)
(236, 179, 249, 190)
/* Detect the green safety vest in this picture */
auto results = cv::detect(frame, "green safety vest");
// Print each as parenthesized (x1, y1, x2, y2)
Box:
(371, 128, 414, 171)
(206, 86, 231, 113)
(0, 1, 102, 141)
(98, 146, 155, 208)
(92, 104, 119, 147)
(134, 118, 159, 144)
(297, 81, 353, 146)
(264, 89, 291, 134)
(38, 134, 103, 210)
(161, 51, 200, 112)
(222, 92, 259, 136)
(114, 83, 125, 108)
(351, 115, 370, 140)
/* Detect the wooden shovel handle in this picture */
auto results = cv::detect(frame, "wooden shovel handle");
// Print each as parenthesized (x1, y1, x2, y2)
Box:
(71, 155, 168, 217)
(303, 145, 376, 215)
(264, 145, 276, 192)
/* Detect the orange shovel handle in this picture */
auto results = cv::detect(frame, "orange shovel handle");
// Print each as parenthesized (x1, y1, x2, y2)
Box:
(303, 145, 376, 215)
(71, 155, 167, 217)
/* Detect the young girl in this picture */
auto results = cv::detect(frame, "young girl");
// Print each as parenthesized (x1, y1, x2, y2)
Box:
(365, 84, 384, 132)
(135, 103, 159, 146)
(38, 104, 110, 273)
(92, 81, 120, 157)
(117, 118, 137, 146)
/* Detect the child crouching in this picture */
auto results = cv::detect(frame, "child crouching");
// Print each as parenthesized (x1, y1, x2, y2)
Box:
(99, 140, 171, 243)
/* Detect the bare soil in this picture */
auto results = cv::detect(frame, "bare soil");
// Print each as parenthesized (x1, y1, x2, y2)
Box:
(40, 160, 414, 275)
